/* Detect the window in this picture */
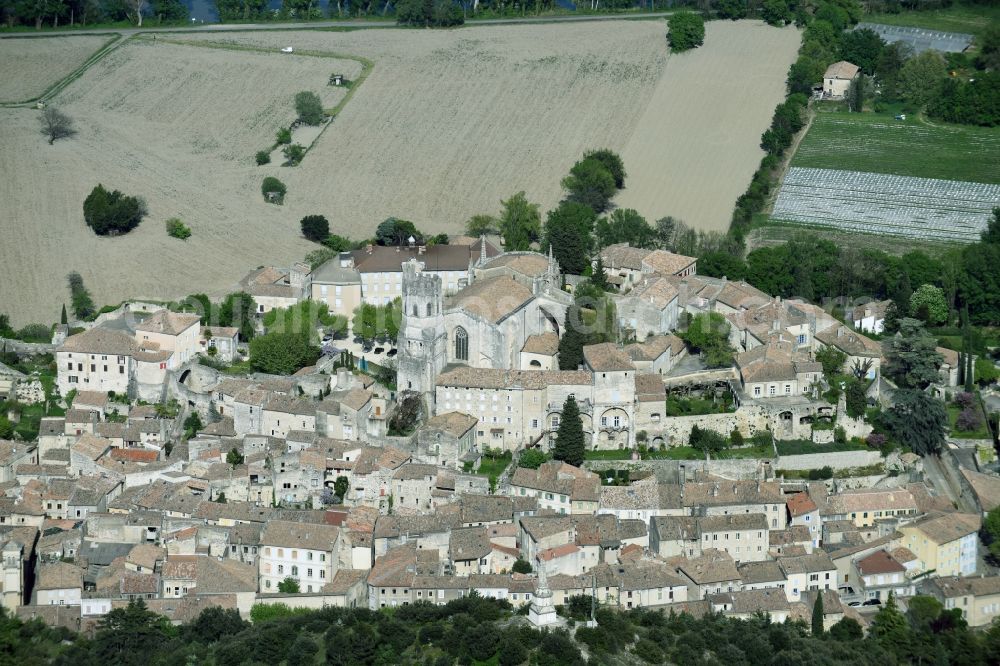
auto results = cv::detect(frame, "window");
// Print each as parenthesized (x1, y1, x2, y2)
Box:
(451, 326, 468, 360)
(754, 386, 761, 397)
(768, 385, 776, 396)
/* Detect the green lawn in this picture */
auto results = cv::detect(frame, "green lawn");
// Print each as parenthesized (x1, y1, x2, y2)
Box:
(466, 451, 512, 490)
(791, 111, 1000, 184)
(775, 439, 868, 456)
(584, 449, 635, 461)
(947, 404, 992, 439)
(863, 3, 1000, 39)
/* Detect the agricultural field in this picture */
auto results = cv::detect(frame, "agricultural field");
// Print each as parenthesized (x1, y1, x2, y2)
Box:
(0, 39, 352, 325)
(0, 21, 798, 325)
(863, 2, 1000, 39)
(791, 112, 1000, 184)
(0, 35, 115, 103)
(771, 110, 1000, 242)
(772, 167, 1000, 242)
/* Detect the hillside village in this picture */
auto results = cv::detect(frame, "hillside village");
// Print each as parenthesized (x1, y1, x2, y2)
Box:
(2, 235, 999, 638)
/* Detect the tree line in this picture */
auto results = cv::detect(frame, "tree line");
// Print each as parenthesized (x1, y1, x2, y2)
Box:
(0, 0, 186, 28)
(4, 588, 1000, 666)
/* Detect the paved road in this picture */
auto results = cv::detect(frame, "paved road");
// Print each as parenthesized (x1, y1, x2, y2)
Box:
(0, 12, 675, 38)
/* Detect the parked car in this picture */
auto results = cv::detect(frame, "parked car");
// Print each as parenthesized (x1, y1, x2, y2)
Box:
(848, 602, 862, 607)
(386, 349, 398, 357)
(863, 599, 881, 606)
(362, 343, 374, 353)
(374, 347, 385, 355)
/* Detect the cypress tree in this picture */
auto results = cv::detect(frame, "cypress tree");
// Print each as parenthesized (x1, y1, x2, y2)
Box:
(812, 593, 824, 636)
(591, 256, 611, 292)
(60, 304, 68, 325)
(558, 305, 586, 370)
(553, 395, 585, 467)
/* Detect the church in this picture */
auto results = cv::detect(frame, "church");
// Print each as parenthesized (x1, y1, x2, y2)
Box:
(396, 248, 573, 409)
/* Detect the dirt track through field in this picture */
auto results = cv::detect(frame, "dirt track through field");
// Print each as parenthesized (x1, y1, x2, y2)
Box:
(0, 21, 798, 325)
(0, 35, 114, 102)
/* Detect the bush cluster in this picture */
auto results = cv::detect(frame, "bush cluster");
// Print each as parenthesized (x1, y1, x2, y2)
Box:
(83, 184, 146, 236)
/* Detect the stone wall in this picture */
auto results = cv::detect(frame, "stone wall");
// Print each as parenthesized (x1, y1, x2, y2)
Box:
(647, 405, 771, 446)
(774, 449, 881, 471)
(583, 458, 768, 483)
(0, 337, 55, 356)
(14, 379, 45, 405)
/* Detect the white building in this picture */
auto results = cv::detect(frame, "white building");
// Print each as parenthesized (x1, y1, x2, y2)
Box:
(259, 520, 344, 593)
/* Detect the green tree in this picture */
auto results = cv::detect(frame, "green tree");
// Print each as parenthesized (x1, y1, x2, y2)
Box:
(94, 600, 173, 666)
(518, 449, 549, 470)
(498, 191, 541, 251)
(83, 184, 146, 236)
(899, 50, 948, 109)
(255, 150, 270, 165)
(183, 412, 203, 439)
(829, 617, 863, 641)
(165, 218, 191, 240)
(667, 11, 704, 52)
(300, 214, 330, 243)
(812, 593, 824, 636)
(583, 148, 625, 189)
(558, 305, 587, 370)
(294, 91, 324, 125)
(875, 42, 910, 101)
(60, 303, 67, 325)
(595, 208, 655, 249)
(277, 576, 300, 593)
(39, 105, 75, 145)
(544, 201, 595, 275)
(465, 214, 498, 237)
(960, 209, 1000, 326)
(787, 56, 825, 95)
(848, 73, 866, 112)
(375, 217, 421, 246)
(910, 283, 948, 325)
(261, 176, 287, 204)
(883, 318, 944, 389)
(218, 291, 257, 342)
(983, 506, 1000, 561)
(590, 256, 611, 292)
(681, 313, 733, 368)
(226, 447, 244, 468)
(870, 593, 911, 661)
(882, 389, 947, 456)
(715, 0, 745, 19)
(334, 475, 349, 500)
(562, 158, 616, 213)
(67, 271, 96, 320)
(553, 395, 585, 467)
(283, 143, 305, 165)
(839, 28, 884, 75)
(760, 0, 790, 26)
(845, 379, 867, 418)
(249, 332, 320, 375)
(511, 558, 533, 574)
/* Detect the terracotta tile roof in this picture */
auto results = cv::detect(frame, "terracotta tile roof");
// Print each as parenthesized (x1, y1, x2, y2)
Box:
(447, 276, 534, 324)
(856, 550, 906, 576)
(677, 549, 741, 584)
(641, 250, 696, 277)
(960, 469, 1000, 512)
(626, 276, 679, 309)
(109, 448, 158, 463)
(634, 373, 665, 402)
(929, 575, 1000, 599)
(71, 434, 111, 461)
(583, 343, 634, 372)
(423, 412, 478, 438)
(786, 492, 818, 517)
(904, 512, 980, 544)
(600, 243, 651, 271)
(436, 366, 591, 390)
(134, 310, 199, 336)
(481, 253, 550, 277)
(59, 327, 138, 356)
(625, 334, 684, 362)
(825, 60, 860, 80)
(521, 333, 560, 355)
(816, 324, 881, 357)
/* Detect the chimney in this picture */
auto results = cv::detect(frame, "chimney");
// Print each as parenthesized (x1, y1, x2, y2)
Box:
(366, 244, 373, 254)
(418, 246, 426, 255)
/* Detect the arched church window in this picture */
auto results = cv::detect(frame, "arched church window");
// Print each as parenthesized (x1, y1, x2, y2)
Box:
(454, 327, 469, 361)
(411, 304, 418, 317)
(426, 303, 433, 316)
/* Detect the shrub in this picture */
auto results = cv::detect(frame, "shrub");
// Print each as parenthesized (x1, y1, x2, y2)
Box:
(956, 407, 982, 432)
(276, 127, 292, 145)
(301, 215, 330, 243)
(165, 218, 191, 240)
(262, 177, 287, 204)
(83, 184, 146, 236)
(294, 91, 325, 126)
(283, 143, 305, 165)
(866, 433, 887, 448)
(667, 12, 705, 52)
(955, 391, 975, 409)
(67, 271, 96, 320)
(255, 150, 271, 165)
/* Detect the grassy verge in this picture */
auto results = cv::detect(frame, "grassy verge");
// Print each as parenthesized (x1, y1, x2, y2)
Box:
(775, 439, 868, 456)
(465, 451, 512, 491)
(790, 109, 1000, 184)
(745, 216, 963, 258)
(584, 449, 634, 461)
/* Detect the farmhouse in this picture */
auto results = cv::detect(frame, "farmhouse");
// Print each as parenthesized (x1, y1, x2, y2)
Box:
(822, 61, 859, 99)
